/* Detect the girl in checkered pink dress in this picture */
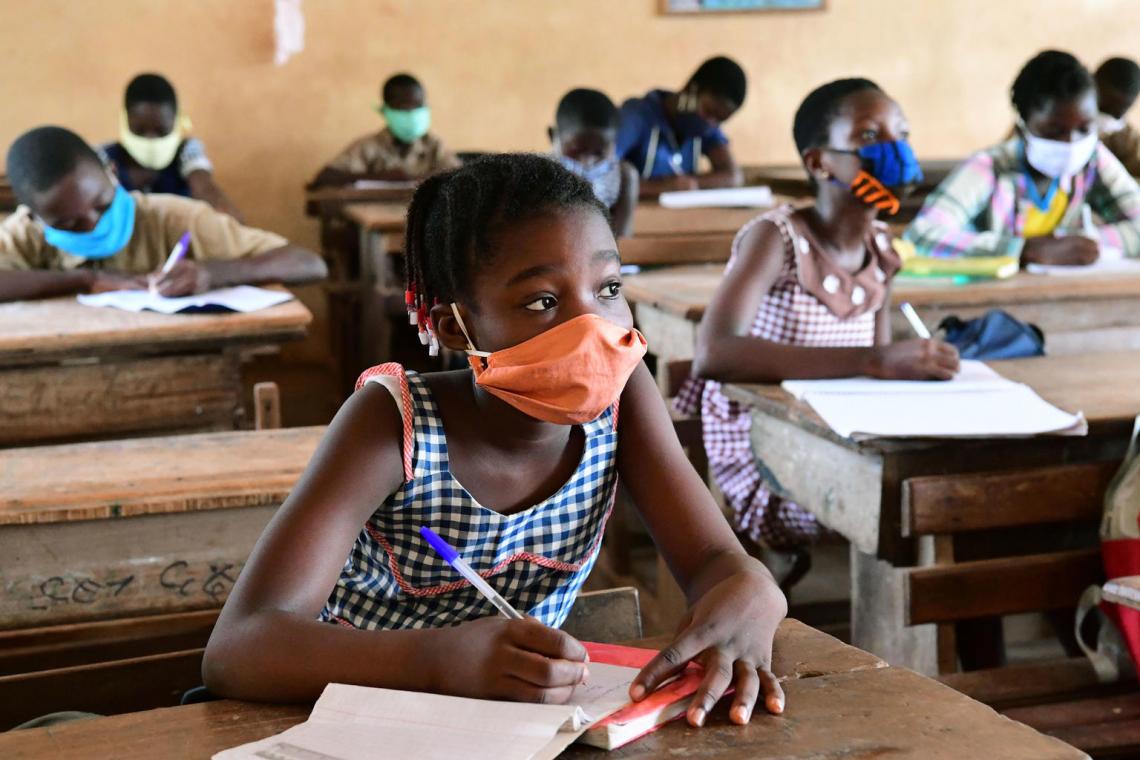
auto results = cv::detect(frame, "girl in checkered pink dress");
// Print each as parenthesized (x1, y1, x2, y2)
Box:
(677, 79, 959, 553)
(205, 154, 789, 729)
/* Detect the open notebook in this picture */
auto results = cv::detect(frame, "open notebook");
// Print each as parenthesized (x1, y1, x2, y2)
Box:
(77, 285, 293, 314)
(781, 360, 1086, 440)
(215, 645, 703, 759)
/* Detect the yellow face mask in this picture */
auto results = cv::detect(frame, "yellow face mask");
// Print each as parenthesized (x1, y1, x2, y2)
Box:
(118, 110, 190, 170)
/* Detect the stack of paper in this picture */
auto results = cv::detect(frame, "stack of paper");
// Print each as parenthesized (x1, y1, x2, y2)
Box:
(77, 285, 294, 314)
(352, 179, 418, 191)
(215, 662, 641, 760)
(658, 186, 773, 209)
(781, 360, 1086, 440)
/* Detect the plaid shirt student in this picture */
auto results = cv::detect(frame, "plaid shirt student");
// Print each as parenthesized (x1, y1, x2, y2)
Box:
(904, 136, 1140, 258)
(320, 364, 618, 631)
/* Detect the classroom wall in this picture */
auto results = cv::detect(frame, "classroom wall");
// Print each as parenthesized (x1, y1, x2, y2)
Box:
(0, 0, 1136, 250)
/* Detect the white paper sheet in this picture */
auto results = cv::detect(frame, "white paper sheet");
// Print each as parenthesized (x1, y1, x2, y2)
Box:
(799, 384, 1085, 440)
(214, 663, 640, 760)
(782, 360, 1003, 400)
(77, 285, 293, 314)
(658, 186, 773, 208)
(1025, 245, 1139, 276)
(351, 179, 418, 191)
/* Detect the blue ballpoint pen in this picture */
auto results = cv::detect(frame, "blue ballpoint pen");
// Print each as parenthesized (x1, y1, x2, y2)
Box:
(420, 526, 525, 619)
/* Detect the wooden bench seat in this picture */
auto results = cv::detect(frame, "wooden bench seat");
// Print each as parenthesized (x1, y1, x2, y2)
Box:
(905, 459, 1127, 757)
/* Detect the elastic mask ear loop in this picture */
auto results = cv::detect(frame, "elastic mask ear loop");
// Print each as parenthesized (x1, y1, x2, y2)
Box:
(450, 303, 492, 358)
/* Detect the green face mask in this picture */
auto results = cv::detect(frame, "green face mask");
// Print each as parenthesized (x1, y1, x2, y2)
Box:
(379, 104, 431, 143)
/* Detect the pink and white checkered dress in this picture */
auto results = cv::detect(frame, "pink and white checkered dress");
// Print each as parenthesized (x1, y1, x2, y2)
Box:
(676, 205, 884, 549)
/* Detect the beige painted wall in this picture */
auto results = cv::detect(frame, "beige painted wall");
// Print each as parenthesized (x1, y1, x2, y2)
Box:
(1, 0, 1136, 249)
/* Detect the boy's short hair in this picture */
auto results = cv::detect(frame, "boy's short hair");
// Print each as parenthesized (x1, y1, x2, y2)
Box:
(6, 126, 102, 205)
(383, 73, 423, 104)
(793, 78, 882, 155)
(555, 89, 619, 133)
(688, 56, 747, 108)
(1096, 57, 1140, 100)
(125, 73, 178, 110)
(1010, 50, 1094, 120)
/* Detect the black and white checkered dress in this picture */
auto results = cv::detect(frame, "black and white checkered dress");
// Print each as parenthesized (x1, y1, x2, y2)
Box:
(320, 364, 620, 630)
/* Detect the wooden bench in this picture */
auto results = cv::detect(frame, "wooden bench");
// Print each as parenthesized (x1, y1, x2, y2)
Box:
(903, 460, 1137, 757)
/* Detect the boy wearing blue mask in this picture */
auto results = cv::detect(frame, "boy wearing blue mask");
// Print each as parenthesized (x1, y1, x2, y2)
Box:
(310, 73, 460, 188)
(550, 88, 638, 237)
(616, 56, 745, 198)
(0, 126, 327, 303)
(100, 73, 243, 220)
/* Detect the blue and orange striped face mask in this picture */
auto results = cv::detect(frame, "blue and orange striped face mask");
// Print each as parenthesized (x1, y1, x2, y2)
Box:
(825, 139, 923, 216)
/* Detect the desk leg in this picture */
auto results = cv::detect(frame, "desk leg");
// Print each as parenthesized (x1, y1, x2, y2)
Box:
(358, 228, 391, 370)
(851, 547, 937, 674)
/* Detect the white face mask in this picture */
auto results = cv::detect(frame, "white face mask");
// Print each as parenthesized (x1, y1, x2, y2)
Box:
(1098, 112, 1127, 135)
(1021, 124, 1098, 180)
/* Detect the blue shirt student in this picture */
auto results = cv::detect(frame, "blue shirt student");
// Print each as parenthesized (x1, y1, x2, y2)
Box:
(616, 89, 730, 179)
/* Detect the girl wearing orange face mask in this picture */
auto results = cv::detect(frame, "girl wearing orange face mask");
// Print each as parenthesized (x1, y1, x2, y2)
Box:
(204, 154, 788, 728)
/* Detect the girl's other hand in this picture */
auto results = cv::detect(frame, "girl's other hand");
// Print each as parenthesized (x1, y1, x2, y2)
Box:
(870, 338, 960, 380)
(1023, 235, 1099, 266)
(631, 571, 786, 727)
(426, 616, 589, 704)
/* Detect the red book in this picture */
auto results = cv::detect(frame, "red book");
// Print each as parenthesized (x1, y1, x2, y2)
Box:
(579, 642, 705, 750)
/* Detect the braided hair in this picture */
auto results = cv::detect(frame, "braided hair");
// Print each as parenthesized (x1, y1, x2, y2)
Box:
(1011, 50, 1093, 120)
(404, 153, 606, 343)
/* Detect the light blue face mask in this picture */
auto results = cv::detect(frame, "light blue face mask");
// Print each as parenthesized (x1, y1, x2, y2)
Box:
(379, 105, 431, 143)
(42, 185, 137, 259)
(554, 151, 621, 207)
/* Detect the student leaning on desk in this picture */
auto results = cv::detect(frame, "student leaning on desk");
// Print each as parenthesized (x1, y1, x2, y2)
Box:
(905, 50, 1140, 266)
(0, 126, 326, 303)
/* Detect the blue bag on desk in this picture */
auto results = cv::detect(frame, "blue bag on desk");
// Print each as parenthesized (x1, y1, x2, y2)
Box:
(937, 309, 1044, 360)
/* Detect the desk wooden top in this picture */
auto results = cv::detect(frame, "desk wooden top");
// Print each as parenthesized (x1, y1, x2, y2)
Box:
(634, 203, 768, 237)
(0, 293, 311, 364)
(0, 622, 1079, 759)
(723, 351, 1140, 453)
(304, 185, 415, 216)
(623, 263, 1140, 322)
(0, 427, 324, 526)
(340, 201, 408, 233)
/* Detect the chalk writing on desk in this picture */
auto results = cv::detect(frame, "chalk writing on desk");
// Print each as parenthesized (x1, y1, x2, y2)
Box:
(160, 560, 242, 602)
(26, 574, 135, 609)
(22, 559, 245, 612)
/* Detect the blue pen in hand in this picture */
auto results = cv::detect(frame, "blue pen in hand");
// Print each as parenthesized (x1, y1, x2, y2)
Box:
(420, 526, 525, 620)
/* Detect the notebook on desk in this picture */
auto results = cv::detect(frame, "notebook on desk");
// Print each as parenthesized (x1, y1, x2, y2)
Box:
(77, 285, 294, 314)
(658, 186, 773, 209)
(781, 360, 1086, 440)
(214, 644, 702, 759)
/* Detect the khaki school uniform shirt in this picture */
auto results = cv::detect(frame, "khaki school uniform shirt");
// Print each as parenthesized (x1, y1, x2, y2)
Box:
(0, 191, 287, 273)
(1102, 123, 1140, 178)
(325, 128, 460, 178)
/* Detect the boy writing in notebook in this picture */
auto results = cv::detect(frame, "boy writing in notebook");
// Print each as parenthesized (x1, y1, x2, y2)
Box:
(616, 56, 746, 198)
(550, 88, 638, 237)
(205, 154, 787, 728)
(310, 73, 460, 188)
(0, 126, 326, 303)
(100, 73, 243, 219)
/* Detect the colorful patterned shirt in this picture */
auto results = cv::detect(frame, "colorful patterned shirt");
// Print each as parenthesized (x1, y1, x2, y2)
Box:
(904, 137, 1140, 258)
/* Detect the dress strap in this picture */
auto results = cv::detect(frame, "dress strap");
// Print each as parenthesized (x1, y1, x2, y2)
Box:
(356, 363, 415, 483)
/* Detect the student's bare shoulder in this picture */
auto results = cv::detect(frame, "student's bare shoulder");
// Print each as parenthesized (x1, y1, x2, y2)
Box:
(418, 369, 475, 405)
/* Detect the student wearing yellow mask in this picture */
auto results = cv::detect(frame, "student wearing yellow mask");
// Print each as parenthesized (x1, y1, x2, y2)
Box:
(310, 73, 460, 188)
(99, 73, 243, 220)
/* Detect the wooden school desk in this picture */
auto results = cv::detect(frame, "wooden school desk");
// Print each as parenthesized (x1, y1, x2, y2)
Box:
(719, 351, 1140, 674)
(0, 294, 311, 446)
(623, 263, 1140, 393)
(0, 621, 1087, 760)
(0, 426, 324, 631)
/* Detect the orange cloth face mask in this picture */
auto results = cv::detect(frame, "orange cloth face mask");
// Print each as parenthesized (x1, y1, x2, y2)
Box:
(451, 306, 648, 425)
